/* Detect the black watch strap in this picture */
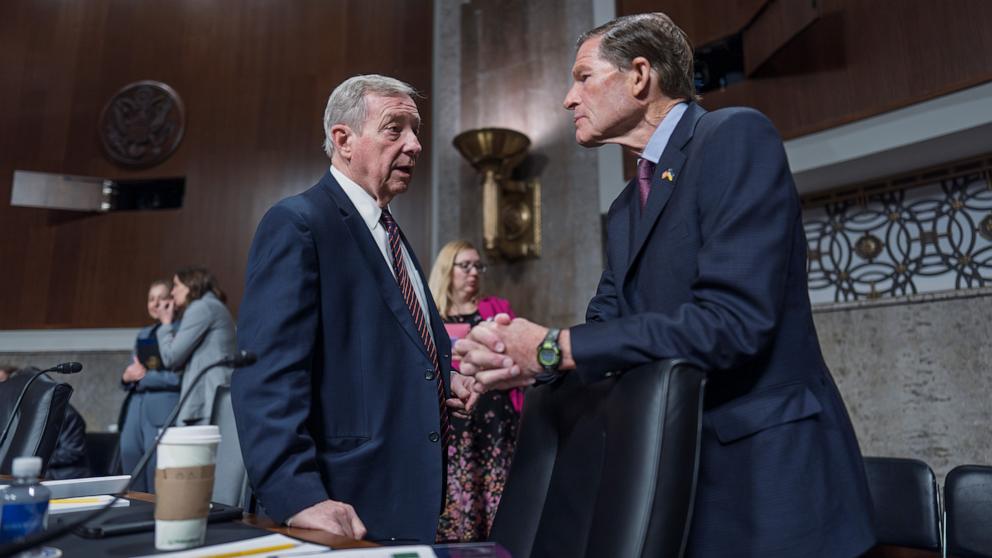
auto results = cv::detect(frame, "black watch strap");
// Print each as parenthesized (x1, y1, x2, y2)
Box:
(535, 327, 562, 383)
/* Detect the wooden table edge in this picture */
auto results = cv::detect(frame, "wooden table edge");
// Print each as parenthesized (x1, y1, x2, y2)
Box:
(127, 492, 377, 549)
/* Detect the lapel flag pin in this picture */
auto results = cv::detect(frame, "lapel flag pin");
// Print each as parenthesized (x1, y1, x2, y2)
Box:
(661, 168, 675, 181)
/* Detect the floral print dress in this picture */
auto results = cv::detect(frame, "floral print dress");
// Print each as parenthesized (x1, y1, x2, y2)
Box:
(437, 310, 521, 542)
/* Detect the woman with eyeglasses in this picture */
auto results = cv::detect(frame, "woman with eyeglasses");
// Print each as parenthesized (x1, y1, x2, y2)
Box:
(428, 240, 522, 542)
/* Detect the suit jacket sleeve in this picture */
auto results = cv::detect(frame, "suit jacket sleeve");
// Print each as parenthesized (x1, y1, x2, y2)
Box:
(136, 369, 181, 390)
(157, 302, 211, 370)
(121, 347, 138, 392)
(585, 266, 620, 323)
(231, 203, 329, 523)
(47, 405, 87, 469)
(571, 110, 796, 378)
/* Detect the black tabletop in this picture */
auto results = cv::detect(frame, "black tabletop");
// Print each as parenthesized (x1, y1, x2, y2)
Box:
(44, 499, 270, 557)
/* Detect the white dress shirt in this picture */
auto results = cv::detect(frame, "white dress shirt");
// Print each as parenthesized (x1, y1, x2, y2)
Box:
(330, 165, 434, 342)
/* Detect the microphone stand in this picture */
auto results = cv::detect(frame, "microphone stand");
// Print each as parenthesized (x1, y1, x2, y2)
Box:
(0, 363, 82, 457)
(0, 352, 255, 557)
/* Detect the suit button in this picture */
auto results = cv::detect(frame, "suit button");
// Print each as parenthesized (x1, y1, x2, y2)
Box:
(425, 369, 435, 381)
(428, 431, 440, 443)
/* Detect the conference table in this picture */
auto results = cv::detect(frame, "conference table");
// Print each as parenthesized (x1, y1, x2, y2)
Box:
(0, 476, 507, 557)
(21, 489, 509, 557)
(141, 491, 379, 548)
(37, 491, 376, 556)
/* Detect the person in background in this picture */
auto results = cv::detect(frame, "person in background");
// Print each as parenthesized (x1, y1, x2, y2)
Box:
(0, 365, 88, 480)
(119, 279, 181, 491)
(157, 266, 236, 426)
(429, 240, 520, 541)
(44, 402, 88, 480)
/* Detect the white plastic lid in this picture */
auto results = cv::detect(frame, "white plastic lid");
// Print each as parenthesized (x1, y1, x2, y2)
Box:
(159, 425, 221, 445)
(12, 456, 42, 477)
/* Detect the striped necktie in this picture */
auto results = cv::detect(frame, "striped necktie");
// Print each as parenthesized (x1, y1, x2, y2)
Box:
(379, 208, 450, 446)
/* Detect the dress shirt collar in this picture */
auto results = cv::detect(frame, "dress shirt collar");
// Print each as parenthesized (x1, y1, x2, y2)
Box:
(330, 164, 386, 232)
(639, 101, 688, 164)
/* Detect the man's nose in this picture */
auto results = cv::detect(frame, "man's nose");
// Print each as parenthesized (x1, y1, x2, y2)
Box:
(563, 85, 579, 110)
(404, 131, 422, 157)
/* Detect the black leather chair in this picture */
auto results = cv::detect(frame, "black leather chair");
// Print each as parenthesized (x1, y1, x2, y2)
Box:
(861, 457, 942, 553)
(0, 369, 74, 474)
(85, 431, 122, 476)
(944, 464, 992, 558)
(210, 384, 253, 510)
(489, 359, 706, 558)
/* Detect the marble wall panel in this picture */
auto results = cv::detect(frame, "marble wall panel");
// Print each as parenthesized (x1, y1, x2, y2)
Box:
(434, 0, 603, 326)
(814, 290, 992, 480)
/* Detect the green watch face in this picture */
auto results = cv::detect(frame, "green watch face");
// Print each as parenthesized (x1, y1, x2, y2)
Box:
(538, 345, 560, 367)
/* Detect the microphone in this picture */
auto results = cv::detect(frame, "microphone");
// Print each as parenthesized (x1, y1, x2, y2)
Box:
(47, 362, 83, 375)
(0, 363, 85, 456)
(0, 350, 254, 556)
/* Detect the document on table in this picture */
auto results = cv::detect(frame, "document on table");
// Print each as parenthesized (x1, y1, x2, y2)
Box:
(49, 494, 130, 514)
(43, 474, 131, 498)
(130, 534, 328, 558)
(129, 533, 438, 558)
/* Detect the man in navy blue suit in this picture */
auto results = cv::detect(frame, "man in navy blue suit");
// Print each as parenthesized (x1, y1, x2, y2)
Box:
(457, 13, 875, 557)
(233, 75, 476, 543)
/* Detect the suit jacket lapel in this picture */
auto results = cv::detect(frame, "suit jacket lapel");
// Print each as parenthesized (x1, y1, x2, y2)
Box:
(604, 179, 636, 285)
(319, 172, 433, 363)
(623, 103, 705, 286)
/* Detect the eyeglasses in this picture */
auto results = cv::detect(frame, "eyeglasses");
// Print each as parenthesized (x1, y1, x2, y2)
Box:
(454, 261, 488, 273)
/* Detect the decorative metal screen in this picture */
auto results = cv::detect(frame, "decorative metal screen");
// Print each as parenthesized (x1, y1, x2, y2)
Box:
(802, 156, 992, 304)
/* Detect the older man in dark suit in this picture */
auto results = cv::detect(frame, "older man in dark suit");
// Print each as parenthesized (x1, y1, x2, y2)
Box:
(233, 75, 474, 543)
(457, 13, 875, 558)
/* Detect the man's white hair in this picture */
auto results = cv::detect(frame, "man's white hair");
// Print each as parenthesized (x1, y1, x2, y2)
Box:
(322, 74, 417, 157)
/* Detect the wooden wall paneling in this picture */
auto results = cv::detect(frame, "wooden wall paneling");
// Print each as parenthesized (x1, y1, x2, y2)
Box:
(618, 0, 766, 46)
(617, 0, 992, 140)
(743, 0, 820, 76)
(0, 0, 433, 329)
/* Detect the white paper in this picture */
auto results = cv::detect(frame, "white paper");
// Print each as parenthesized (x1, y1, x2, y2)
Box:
(49, 494, 130, 514)
(42, 475, 131, 499)
(129, 533, 328, 558)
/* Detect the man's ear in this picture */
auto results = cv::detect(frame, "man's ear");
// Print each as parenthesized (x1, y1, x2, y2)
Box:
(330, 124, 353, 157)
(628, 56, 654, 99)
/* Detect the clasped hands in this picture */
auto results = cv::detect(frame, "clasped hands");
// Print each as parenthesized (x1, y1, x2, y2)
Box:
(445, 314, 550, 416)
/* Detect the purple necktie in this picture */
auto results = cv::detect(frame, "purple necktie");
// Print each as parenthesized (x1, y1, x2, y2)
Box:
(637, 158, 657, 210)
(379, 208, 450, 447)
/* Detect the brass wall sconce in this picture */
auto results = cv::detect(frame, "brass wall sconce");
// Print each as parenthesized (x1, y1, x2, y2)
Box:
(453, 128, 541, 260)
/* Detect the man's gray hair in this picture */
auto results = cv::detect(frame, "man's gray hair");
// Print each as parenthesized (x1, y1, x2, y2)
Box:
(577, 12, 698, 103)
(322, 74, 417, 157)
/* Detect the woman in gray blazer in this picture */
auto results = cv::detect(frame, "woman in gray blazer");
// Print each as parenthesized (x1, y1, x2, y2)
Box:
(158, 266, 236, 426)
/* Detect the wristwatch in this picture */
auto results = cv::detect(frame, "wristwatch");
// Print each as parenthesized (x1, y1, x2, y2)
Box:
(535, 328, 562, 383)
